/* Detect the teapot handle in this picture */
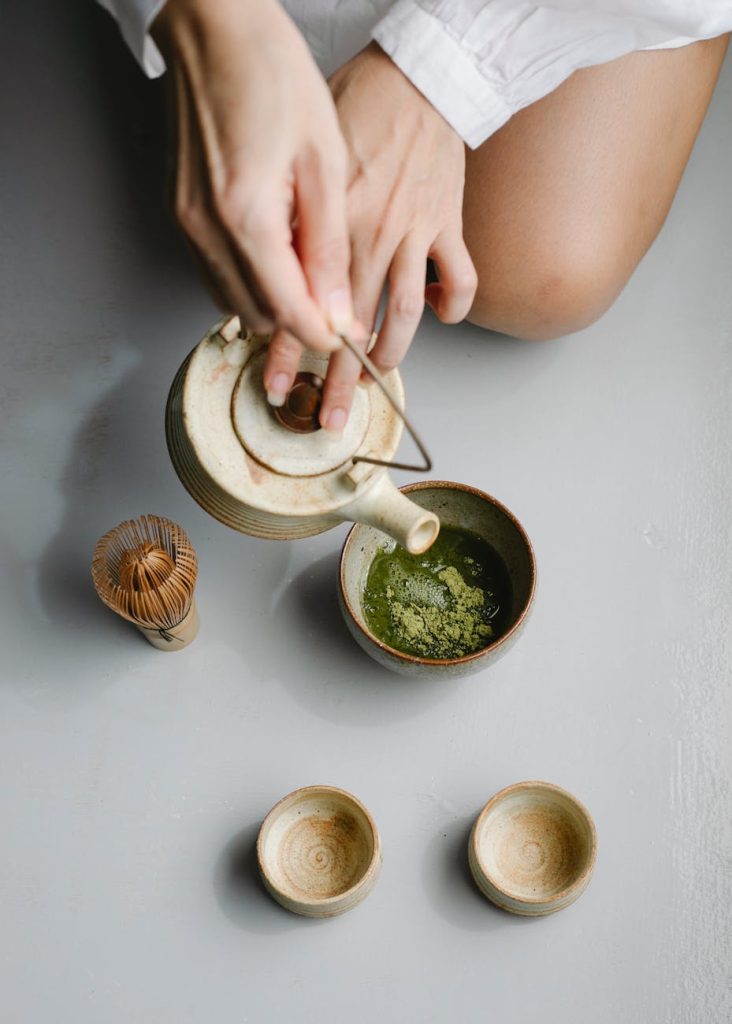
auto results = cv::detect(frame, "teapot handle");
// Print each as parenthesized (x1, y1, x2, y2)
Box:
(338, 334, 432, 474)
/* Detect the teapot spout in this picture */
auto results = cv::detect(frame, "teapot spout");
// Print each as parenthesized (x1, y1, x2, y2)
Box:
(341, 474, 439, 554)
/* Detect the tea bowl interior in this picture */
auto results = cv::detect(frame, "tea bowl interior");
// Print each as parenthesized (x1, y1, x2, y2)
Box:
(470, 781, 597, 914)
(257, 785, 381, 917)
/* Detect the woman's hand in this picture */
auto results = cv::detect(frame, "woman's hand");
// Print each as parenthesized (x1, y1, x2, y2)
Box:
(264, 42, 477, 432)
(152, 0, 355, 404)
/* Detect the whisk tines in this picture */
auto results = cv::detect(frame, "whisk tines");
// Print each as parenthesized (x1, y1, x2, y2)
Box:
(92, 515, 199, 648)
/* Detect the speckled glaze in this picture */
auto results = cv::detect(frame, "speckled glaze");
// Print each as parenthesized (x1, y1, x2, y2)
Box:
(256, 786, 382, 918)
(338, 481, 536, 678)
(165, 316, 439, 553)
(469, 781, 597, 916)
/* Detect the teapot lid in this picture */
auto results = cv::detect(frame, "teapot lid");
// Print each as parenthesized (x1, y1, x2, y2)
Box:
(170, 317, 405, 520)
(231, 347, 373, 478)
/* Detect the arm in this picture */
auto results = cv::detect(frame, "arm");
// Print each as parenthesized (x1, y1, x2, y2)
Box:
(96, 0, 360, 418)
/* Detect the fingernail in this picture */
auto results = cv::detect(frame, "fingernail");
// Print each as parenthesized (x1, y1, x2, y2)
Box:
(327, 289, 353, 336)
(325, 407, 347, 433)
(266, 373, 290, 407)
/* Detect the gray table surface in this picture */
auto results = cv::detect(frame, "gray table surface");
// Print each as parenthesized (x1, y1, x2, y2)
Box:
(2, 5, 731, 1022)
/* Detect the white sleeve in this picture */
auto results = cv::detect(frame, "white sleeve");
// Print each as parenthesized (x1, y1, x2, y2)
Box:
(371, 0, 732, 148)
(96, 0, 168, 78)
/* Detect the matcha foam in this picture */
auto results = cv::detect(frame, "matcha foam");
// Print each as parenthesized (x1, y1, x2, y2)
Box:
(362, 526, 512, 660)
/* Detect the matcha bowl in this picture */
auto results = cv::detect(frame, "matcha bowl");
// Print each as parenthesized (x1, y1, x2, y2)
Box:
(338, 481, 536, 678)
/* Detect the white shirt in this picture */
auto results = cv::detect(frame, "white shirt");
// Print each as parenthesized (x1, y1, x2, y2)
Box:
(98, 0, 732, 148)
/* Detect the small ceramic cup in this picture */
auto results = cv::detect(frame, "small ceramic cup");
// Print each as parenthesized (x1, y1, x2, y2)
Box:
(338, 481, 536, 678)
(256, 785, 382, 918)
(469, 781, 597, 916)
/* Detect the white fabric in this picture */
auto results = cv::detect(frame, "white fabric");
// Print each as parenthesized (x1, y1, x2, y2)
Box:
(98, 0, 732, 147)
(371, 1, 731, 146)
(96, 0, 168, 77)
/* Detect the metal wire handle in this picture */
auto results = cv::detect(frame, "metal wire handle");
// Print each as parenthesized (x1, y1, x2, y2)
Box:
(338, 334, 432, 474)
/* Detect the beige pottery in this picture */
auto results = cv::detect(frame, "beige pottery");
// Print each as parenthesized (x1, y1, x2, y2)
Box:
(165, 316, 439, 554)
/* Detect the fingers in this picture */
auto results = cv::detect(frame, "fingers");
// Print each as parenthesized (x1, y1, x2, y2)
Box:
(318, 324, 370, 434)
(170, 63, 272, 331)
(294, 144, 355, 336)
(181, 219, 272, 332)
(262, 227, 475, 429)
(368, 234, 427, 375)
(425, 228, 478, 324)
(316, 229, 391, 429)
(263, 329, 304, 407)
(212, 183, 342, 353)
(320, 231, 426, 430)
(170, 65, 344, 351)
(349, 233, 388, 339)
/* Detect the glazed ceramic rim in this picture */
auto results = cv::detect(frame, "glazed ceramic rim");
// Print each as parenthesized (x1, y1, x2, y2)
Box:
(256, 785, 382, 911)
(470, 780, 598, 908)
(339, 480, 537, 668)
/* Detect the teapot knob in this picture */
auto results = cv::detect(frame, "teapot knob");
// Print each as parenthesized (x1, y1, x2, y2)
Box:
(273, 372, 324, 433)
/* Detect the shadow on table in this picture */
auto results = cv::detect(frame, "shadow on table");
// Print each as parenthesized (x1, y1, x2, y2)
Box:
(15, 1, 209, 700)
(213, 821, 328, 935)
(263, 551, 460, 727)
(420, 814, 536, 934)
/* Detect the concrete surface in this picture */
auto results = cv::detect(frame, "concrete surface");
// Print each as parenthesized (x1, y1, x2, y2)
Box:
(1, 4, 730, 1022)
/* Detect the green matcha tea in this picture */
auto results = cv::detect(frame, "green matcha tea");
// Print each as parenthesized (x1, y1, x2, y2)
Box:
(362, 525, 512, 660)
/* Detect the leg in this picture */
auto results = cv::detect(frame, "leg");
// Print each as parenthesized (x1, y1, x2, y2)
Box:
(463, 36, 730, 340)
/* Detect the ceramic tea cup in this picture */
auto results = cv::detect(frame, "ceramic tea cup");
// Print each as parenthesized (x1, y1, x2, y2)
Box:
(469, 781, 597, 916)
(256, 785, 382, 918)
(338, 481, 536, 678)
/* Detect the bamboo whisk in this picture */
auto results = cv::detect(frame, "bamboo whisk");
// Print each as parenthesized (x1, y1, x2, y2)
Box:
(92, 515, 199, 650)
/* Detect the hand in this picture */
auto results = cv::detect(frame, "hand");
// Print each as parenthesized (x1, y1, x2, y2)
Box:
(152, 0, 355, 399)
(264, 42, 477, 432)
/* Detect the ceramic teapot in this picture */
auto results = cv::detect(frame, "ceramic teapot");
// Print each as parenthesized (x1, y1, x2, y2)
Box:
(165, 316, 440, 553)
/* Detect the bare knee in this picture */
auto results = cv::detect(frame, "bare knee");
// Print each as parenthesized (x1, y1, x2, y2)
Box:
(466, 237, 628, 341)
